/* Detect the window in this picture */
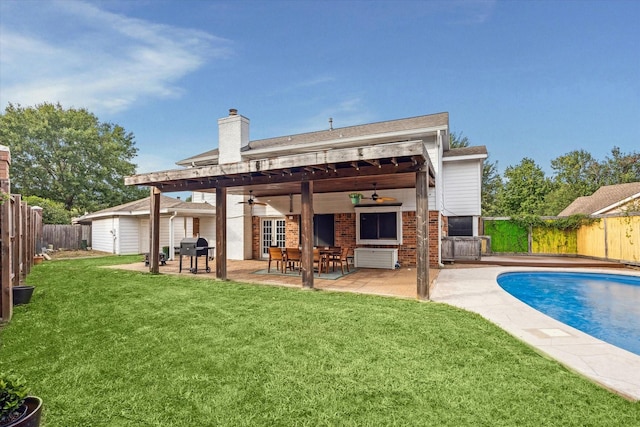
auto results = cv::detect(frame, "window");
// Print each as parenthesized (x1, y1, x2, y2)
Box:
(448, 216, 473, 236)
(360, 212, 397, 239)
(298, 214, 335, 247)
(356, 206, 402, 245)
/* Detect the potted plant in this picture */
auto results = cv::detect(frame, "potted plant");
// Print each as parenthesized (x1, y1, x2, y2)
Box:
(348, 193, 363, 205)
(0, 374, 42, 427)
(12, 286, 35, 306)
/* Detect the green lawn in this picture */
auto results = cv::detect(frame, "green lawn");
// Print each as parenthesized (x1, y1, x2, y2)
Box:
(2, 256, 638, 426)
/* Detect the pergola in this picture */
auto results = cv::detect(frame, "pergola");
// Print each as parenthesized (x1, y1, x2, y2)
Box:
(125, 139, 436, 299)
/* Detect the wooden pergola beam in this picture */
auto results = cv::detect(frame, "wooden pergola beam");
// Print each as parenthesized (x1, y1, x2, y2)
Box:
(300, 180, 314, 289)
(125, 140, 430, 187)
(149, 187, 161, 274)
(416, 167, 430, 300)
(143, 162, 425, 194)
(216, 187, 227, 280)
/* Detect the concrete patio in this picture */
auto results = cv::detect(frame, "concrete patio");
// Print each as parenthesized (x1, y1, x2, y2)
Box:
(114, 257, 422, 299)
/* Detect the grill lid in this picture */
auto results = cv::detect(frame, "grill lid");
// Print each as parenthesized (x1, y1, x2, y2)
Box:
(180, 237, 208, 247)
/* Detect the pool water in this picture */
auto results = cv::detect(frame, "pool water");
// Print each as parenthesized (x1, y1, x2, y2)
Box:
(497, 272, 640, 356)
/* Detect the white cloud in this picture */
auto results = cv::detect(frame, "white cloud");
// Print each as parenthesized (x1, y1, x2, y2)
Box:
(0, 0, 232, 114)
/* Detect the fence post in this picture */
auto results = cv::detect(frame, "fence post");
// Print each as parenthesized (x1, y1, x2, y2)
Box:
(11, 194, 21, 287)
(603, 217, 608, 259)
(1, 145, 13, 322)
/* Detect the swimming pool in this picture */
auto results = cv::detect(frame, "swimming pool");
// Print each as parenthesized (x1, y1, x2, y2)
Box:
(497, 271, 640, 356)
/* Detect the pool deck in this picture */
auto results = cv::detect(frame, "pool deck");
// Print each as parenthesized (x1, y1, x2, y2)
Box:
(432, 266, 640, 401)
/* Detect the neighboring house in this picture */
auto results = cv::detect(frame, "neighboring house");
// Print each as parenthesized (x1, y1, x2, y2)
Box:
(76, 195, 215, 257)
(558, 182, 640, 216)
(176, 110, 487, 267)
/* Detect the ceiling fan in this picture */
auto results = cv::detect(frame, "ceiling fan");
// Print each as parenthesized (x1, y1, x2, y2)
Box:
(362, 183, 396, 203)
(238, 190, 267, 206)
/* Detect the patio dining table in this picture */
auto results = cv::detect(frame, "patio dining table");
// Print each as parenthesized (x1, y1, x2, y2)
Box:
(279, 247, 341, 275)
(318, 247, 342, 273)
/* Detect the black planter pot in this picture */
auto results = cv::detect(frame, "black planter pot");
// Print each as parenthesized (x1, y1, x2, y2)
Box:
(12, 286, 35, 306)
(1, 396, 42, 427)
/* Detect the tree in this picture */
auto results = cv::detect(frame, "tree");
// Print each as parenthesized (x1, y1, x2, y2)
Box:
(481, 155, 504, 216)
(449, 132, 470, 148)
(545, 149, 602, 215)
(0, 103, 147, 212)
(500, 158, 552, 216)
(600, 146, 640, 185)
(22, 195, 74, 224)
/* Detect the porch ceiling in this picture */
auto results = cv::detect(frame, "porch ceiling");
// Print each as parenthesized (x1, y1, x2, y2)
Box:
(125, 140, 435, 196)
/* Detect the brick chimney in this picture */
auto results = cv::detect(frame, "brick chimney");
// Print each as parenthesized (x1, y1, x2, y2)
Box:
(218, 108, 249, 164)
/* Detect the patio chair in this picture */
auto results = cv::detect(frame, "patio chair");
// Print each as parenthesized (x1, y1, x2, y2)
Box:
(285, 247, 301, 273)
(268, 246, 285, 273)
(313, 248, 326, 276)
(326, 247, 342, 272)
(332, 246, 351, 274)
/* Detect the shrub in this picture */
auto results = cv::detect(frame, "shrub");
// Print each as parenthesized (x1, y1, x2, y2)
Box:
(0, 374, 28, 424)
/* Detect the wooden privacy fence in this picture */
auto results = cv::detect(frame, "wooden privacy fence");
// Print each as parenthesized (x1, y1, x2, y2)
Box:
(482, 214, 640, 266)
(42, 224, 91, 250)
(441, 236, 482, 261)
(1, 145, 43, 322)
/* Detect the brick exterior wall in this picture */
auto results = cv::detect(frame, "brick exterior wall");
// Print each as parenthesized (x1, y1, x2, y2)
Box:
(285, 216, 300, 248)
(251, 216, 260, 259)
(334, 213, 356, 250)
(428, 211, 441, 267)
(250, 210, 442, 268)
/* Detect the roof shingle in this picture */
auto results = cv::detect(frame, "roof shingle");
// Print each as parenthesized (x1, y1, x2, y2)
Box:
(558, 182, 640, 216)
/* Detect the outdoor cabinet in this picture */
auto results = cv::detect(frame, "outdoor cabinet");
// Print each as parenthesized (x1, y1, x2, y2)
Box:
(354, 248, 398, 269)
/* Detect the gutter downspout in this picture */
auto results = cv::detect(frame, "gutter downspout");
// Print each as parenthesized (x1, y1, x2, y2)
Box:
(437, 129, 444, 267)
(111, 217, 117, 254)
(169, 211, 178, 261)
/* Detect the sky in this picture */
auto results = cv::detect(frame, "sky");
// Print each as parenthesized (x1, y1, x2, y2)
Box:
(1, 0, 639, 189)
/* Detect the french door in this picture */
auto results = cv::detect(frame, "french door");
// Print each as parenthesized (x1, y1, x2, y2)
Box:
(261, 218, 286, 259)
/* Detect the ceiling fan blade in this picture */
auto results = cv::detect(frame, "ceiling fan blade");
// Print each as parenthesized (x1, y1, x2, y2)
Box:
(238, 200, 267, 205)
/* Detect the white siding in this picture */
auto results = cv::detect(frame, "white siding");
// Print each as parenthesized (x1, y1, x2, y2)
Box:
(140, 219, 149, 253)
(118, 217, 140, 254)
(193, 192, 248, 259)
(139, 216, 189, 255)
(159, 217, 172, 248)
(92, 218, 116, 253)
(442, 159, 482, 216)
(192, 191, 216, 205)
(198, 217, 216, 245)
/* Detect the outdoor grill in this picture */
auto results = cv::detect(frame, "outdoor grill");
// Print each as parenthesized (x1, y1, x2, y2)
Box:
(179, 237, 213, 274)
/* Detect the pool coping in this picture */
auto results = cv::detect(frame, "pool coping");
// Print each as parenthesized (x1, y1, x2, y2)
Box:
(431, 266, 640, 401)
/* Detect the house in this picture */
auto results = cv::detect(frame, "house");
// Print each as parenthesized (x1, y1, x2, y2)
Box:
(558, 182, 640, 216)
(76, 195, 215, 257)
(125, 109, 487, 298)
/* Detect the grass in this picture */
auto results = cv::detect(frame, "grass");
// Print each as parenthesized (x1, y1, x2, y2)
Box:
(1, 256, 639, 426)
